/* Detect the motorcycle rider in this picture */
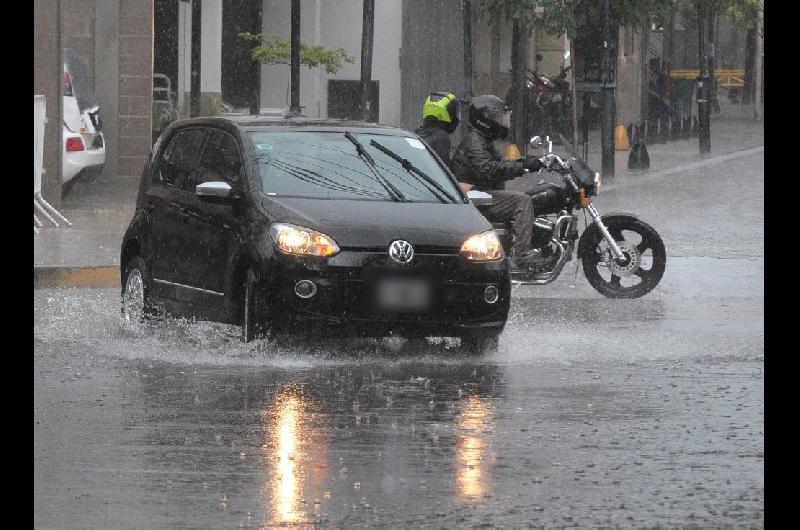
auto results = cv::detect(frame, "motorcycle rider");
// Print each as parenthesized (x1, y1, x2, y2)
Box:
(414, 91, 460, 167)
(451, 94, 553, 272)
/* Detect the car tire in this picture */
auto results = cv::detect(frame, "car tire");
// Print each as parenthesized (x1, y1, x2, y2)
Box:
(121, 256, 154, 326)
(460, 330, 501, 355)
(242, 267, 272, 343)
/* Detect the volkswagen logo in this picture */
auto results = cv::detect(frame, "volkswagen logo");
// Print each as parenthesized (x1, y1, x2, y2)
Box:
(388, 240, 414, 264)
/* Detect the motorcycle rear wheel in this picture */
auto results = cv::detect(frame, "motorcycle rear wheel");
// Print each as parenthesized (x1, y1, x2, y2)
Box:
(579, 216, 666, 299)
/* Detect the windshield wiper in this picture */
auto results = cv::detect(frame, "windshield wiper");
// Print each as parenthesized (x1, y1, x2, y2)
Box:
(344, 131, 406, 203)
(368, 140, 458, 204)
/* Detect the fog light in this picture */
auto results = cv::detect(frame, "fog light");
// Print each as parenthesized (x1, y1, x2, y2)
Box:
(484, 285, 499, 304)
(294, 279, 317, 299)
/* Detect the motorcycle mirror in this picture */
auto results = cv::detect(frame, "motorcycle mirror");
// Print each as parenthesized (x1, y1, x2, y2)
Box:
(529, 136, 543, 149)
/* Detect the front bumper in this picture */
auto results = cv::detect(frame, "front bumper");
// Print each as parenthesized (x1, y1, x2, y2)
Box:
(266, 249, 511, 337)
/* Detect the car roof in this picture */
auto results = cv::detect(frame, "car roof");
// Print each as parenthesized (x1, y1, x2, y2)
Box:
(167, 115, 415, 137)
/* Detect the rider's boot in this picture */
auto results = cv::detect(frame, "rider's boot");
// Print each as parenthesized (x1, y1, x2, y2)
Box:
(508, 249, 541, 274)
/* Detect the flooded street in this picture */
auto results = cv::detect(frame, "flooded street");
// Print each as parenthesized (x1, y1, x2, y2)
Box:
(34, 151, 763, 527)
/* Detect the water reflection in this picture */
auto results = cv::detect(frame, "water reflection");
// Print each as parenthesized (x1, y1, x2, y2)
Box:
(266, 389, 310, 526)
(456, 395, 493, 499)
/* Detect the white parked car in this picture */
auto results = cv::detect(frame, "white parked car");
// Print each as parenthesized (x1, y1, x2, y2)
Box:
(62, 48, 105, 184)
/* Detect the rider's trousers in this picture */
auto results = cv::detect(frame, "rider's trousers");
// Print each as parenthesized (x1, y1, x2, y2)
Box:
(476, 189, 534, 258)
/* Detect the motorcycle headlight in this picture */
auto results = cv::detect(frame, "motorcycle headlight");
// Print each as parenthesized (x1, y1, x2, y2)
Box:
(460, 230, 504, 262)
(270, 223, 340, 257)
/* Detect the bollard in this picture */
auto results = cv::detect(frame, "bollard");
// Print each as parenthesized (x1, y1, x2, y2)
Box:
(503, 143, 522, 160)
(614, 123, 629, 150)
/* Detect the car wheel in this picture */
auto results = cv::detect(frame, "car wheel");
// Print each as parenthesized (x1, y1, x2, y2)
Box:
(460, 330, 501, 355)
(241, 267, 271, 343)
(121, 256, 153, 327)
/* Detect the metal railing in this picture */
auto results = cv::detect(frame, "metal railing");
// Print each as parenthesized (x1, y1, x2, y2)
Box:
(34, 95, 71, 234)
(670, 69, 745, 89)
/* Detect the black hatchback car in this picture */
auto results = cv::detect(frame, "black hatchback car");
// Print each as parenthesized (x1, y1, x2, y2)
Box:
(120, 116, 510, 351)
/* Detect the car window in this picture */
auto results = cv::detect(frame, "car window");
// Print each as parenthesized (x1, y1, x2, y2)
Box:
(188, 130, 242, 192)
(153, 128, 206, 189)
(248, 131, 462, 202)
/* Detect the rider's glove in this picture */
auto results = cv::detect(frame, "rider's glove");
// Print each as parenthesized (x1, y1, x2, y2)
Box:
(539, 153, 558, 169)
(522, 156, 544, 172)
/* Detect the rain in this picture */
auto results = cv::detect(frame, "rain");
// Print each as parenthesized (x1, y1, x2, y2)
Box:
(35, 0, 763, 527)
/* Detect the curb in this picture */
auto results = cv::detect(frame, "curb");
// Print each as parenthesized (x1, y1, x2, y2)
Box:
(34, 266, 120, 289)
(600, 145, 764, 192)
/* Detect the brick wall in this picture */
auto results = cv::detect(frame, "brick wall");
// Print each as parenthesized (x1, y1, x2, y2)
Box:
(62, 0, 96, 78)
(117, 0, 154, 179)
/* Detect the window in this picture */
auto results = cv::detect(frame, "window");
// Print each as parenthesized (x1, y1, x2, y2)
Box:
(249, 131, 461, 203)
(190, 130, 242, 192)
(152, 128, 206, 188)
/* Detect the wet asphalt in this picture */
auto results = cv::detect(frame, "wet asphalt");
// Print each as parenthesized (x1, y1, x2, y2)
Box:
(34, 150, 763, 528)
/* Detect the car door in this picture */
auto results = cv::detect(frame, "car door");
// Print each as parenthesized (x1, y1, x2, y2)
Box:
(145, 127, 207, 302)
(175, 128, 244, 310)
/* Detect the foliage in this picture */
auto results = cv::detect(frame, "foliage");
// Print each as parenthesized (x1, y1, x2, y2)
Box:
(674, 0, 762, 32)
(472, 0, 759, 37)
(472, 0, 674, 38)
(238, 33, 355, 74)
(472, 0, 576, 37)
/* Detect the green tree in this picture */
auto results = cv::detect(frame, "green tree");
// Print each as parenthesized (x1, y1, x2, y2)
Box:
(238, 33, 355, 74)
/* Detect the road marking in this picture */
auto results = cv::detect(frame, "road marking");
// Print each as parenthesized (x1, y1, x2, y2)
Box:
(601, 145, 764, 192)
(34, 266, 119, 289)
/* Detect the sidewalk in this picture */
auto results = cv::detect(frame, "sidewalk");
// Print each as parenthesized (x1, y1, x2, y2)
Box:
(34, 172, 139, 287)
(34, 117, 764, 288)
(506, 116, 764, 191)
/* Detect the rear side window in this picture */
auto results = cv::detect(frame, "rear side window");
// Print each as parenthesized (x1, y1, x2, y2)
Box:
(188, 130, 242, 192)
(152, 128, 206, 188)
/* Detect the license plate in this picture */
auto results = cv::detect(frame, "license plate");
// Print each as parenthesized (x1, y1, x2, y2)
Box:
(376, 278, 431, 312)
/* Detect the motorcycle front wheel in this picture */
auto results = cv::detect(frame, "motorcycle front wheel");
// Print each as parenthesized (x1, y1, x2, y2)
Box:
(579, 215, 666, 299)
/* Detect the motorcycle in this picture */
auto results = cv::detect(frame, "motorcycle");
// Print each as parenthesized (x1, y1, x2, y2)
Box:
(527, 52, 574, 143)
(480, 134, 666, 298)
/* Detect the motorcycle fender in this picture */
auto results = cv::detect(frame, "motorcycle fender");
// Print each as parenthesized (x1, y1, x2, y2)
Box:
(577, 211, 641, 259)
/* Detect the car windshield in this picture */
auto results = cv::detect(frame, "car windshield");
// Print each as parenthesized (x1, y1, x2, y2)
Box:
(248, 131, 462, 202)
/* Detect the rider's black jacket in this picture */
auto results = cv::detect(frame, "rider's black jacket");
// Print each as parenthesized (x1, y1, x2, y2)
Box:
(451, 123, 530, 190)
(415, 118, 452, 168)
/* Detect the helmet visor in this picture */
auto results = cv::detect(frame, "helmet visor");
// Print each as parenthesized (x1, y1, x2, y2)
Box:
(484, 108, 511, 131)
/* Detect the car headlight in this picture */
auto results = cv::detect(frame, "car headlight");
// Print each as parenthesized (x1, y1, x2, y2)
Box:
(270, 223, 340, 257)
(460, 230, 504, 262)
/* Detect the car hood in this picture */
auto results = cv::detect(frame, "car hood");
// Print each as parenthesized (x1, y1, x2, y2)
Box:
(261, 197, 492, 248)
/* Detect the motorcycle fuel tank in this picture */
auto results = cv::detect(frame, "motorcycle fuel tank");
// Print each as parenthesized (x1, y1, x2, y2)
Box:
(526, 181, 565, 216)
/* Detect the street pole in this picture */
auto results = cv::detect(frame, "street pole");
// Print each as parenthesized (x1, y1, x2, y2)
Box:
(640, 21, 650, 142)
(290, 0, 301, 115)
(696, 2, 711, 154)
(359, 0, 375, 122)
(190, 0, 201, 117)
(708, 7, 718, 113)
(249, 0, 262, 115)
(463, 0, 473, 99)
(510, 20, 530, 148)
(754, 10, 763, 121)
(600, 0, 615, 179)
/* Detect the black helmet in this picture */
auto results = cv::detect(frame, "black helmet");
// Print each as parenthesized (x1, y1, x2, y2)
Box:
(422, 92, 460, 134)
(468, 95, 512, 139)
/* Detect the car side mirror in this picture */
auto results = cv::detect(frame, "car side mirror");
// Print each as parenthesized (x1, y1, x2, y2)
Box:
(467, 190, 494, 206)
(196, 181, 234, 200)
